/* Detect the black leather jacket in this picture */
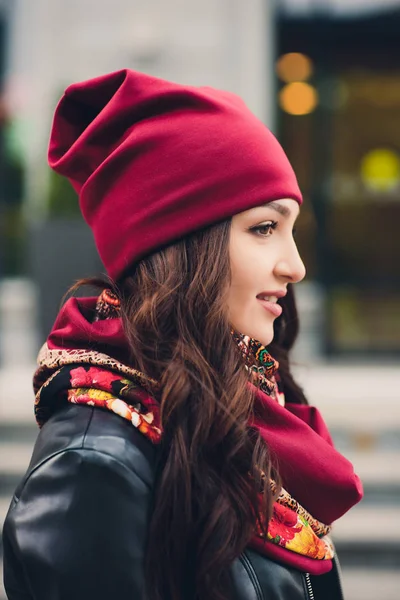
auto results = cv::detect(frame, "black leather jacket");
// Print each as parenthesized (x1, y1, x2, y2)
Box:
(3, 404, 345, 600)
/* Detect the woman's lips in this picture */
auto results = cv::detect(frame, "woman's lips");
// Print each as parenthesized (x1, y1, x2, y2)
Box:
(257, 298, 283, 317)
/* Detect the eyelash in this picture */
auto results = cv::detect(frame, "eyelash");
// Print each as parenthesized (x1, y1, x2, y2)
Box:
(250, 221, 278, 237)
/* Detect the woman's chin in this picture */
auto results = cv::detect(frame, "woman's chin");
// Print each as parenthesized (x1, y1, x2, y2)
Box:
(259, 334, 274, 347)
(242, 326, 274, 347)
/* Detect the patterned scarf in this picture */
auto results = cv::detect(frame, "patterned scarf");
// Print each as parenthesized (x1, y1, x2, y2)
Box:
(33, 290, 362, 575)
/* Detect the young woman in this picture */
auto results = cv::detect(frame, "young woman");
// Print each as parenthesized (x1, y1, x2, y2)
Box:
(3, 69, 362, 600)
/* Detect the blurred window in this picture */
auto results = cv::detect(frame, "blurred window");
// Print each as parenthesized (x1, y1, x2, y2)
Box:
(278, 8, 400, 355)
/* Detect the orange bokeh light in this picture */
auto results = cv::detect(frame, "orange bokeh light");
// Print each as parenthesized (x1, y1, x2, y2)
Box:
(276, 53, 313, 83)
(279, 82, 319, 116)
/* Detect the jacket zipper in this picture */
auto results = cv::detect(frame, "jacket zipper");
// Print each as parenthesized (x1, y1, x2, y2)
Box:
(304, 573, 315, 600)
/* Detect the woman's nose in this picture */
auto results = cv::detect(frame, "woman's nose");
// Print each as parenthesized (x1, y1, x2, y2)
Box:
(275, 241, 306, 283)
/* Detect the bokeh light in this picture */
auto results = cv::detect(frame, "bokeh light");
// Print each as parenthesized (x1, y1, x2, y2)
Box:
(279, 82, 319, 116)
(276, 52, 314, 83)
(360, 148, 400, 192)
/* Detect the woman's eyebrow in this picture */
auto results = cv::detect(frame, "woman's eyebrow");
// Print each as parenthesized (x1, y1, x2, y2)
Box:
(261, 201, 291, 218)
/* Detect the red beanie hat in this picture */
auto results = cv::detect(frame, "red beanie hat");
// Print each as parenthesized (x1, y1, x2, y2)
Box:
(48, 69, 302, 281)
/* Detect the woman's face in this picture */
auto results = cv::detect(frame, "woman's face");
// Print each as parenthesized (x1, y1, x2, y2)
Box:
(228, 198, 305, 346)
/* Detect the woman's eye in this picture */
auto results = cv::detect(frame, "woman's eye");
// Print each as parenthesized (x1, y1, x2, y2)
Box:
(251, 221, 277, 237)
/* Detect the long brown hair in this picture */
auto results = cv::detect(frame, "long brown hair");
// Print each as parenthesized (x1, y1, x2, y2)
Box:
(69, 220, 306, 600)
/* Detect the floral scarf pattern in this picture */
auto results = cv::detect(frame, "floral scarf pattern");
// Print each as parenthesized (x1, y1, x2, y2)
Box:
(33, 289, 334, 564)
(231, 331, 285, 405)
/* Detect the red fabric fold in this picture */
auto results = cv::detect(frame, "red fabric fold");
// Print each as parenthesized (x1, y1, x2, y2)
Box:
(48, 297, 132, 364)
(251, 390, 363, 525)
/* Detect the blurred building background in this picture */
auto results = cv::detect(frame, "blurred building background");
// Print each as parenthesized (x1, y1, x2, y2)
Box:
(0, 1, 399, 598)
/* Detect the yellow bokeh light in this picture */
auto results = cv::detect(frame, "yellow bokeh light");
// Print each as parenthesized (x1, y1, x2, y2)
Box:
(361, 148, 400, 192)
(276, 53, 313, 83)
(279, 82, 319, 116)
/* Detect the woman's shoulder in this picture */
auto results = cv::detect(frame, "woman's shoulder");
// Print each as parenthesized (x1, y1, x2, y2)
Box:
(25, 404, 158, 491)
(3, 404, 156, 599)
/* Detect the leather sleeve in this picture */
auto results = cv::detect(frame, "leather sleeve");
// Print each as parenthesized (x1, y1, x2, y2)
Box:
(3, 447, 151, 600)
